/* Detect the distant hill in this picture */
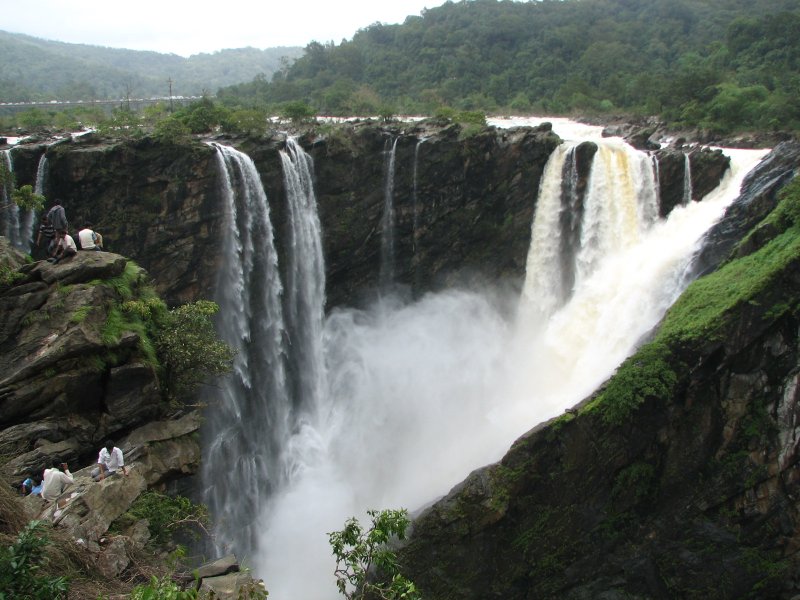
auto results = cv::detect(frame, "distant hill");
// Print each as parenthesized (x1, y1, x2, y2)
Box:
(0, 30, 304, 101)
(216, 0, 800, 133)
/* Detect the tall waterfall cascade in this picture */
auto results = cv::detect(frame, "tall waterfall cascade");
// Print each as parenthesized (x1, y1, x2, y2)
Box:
(683, 152, 693, 204)
(412, 137, 427, 252)
(34, 154, 48, 198)
(203, 143, 291, 558)
(1, 149, 44, 254)
(0, 149, 35, 252)
(379, 137, 399, 288)
(279, 137, 327, 420)
(203, 121, 768, 599)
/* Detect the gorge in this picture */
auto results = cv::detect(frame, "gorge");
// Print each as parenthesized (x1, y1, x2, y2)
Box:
(1, 117, 799, 599)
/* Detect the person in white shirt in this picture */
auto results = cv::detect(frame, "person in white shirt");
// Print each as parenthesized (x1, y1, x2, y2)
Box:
(91, 440, 128, 481)
(41, 460, 74, 502)
(48, 229, 78, 264)
(78, 225, 103, 251)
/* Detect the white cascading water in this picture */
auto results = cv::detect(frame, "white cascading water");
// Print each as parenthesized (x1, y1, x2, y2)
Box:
(380, 137, 399, 289)
(411, 137, 427, 252)
(683, 152, 693, 205)
(26, 153, 48, 251)
(206, 120, 769, 599)
(202, 143, 291, 559)
(1, 149, 24, 250)
(35, 154, 48, 200)
(280, 137, 327, 421)
(1, 148, 40, 253)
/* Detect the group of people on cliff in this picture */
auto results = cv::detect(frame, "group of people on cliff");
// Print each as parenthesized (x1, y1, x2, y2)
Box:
(18, 440, 128, 504)
(35, 199, 104, 263)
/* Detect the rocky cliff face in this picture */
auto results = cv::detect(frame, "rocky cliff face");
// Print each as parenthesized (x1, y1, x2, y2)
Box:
(1, 120, 778, 597)
(0, 246, 207, 589)
(0, 249, 194, 483)
(6, 120, 730, 310)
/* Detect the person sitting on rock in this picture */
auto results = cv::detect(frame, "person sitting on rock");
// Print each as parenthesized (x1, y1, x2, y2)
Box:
(48, 229, 77, 264)
(77, 223, 103, 251)
(41, 460, 74, 503)
(91, 440, 128, 481)
(20, 475, 34, 495)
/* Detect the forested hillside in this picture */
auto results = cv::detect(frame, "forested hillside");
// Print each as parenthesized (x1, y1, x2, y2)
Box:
(0, 30, 303, 101)
(218, 0, 800, 133)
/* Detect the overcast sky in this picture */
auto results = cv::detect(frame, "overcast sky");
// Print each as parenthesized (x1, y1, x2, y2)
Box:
(1, 0, 446, 57)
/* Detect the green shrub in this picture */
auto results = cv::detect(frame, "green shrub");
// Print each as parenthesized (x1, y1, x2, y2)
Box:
(155, 300, 235, 402)
(0, 265, 24, 288)
(329, 509, 420, 600)
(130, 574, 197, 600)
(125, 491, 209, 546)
(281, 100, 316, 124)
(0, 520, 69, 599)
(152, 117, 192, 145)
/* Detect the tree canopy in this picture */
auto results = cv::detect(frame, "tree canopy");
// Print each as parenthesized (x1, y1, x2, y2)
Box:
(216, 0, 800, 133)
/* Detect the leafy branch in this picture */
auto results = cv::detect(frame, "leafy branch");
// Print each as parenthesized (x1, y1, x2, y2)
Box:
(329, 509, 421, 600)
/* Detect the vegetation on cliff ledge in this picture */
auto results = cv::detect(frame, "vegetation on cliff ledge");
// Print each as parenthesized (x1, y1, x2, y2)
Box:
(588, 176, 800, 424)
(97, 260, 235, 403)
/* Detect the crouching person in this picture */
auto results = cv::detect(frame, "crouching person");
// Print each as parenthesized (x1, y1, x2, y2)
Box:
(48, 230, 77, 264)
(91, 440, 128, 481)
(41, 461, 74, 503)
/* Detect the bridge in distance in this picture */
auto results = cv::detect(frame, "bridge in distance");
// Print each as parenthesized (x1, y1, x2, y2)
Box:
(0, 96, 200, 114)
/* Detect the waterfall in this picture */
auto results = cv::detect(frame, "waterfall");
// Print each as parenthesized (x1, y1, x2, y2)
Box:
(379, 137, 399, 289)
(202, 143, 290, 559)
(34, 153, 48, 197)
(652, 154, 662, 214)
(24, 153, 49, 250)
(683, 152, 693, 204)
(235, 121, 768, 600)
(279, 137, 327, 421)
(521, 143, 576, 326)
(412, 137, 427, 253)
(0, 149, 26, 250)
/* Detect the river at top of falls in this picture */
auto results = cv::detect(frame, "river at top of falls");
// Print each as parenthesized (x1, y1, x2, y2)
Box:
(206, 119, 769, 599)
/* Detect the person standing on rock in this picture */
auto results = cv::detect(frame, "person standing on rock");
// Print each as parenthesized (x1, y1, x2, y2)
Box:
(41, 460, 74, 503)
(35, 214, 56, 257)
(45, 199, 68, 233)
(91, 440, 128, 481)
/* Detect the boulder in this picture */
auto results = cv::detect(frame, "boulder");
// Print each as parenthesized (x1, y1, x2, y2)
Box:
(654, 147, 730, 217)
(194, 554, 239, 581)
(95, 536, 130, 578)
(691, 140, 800, 277)
(198, 572, 265, 600)
(50, 469, 147, 543)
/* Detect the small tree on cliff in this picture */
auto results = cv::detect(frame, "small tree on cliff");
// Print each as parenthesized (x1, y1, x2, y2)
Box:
(121, 293, 234, 403)
(10, 184, 46, 212)
(154, 299, 235, 402)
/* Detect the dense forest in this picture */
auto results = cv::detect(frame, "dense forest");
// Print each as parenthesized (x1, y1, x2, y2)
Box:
(0, 30, 303, 101)
(218, 0, 800, 133)
(2, 0, 799, 135)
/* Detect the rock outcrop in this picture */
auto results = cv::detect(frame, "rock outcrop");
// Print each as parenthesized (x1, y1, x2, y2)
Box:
(0, 251, 166, 483)
(6, 120, 731, 310)
(1, 245, 209, 593)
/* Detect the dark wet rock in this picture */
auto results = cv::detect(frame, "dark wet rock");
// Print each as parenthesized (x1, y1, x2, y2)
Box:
(690, 140, 800, 277)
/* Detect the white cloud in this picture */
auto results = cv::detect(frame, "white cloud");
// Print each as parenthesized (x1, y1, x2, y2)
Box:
(1, 0, 443, 56)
